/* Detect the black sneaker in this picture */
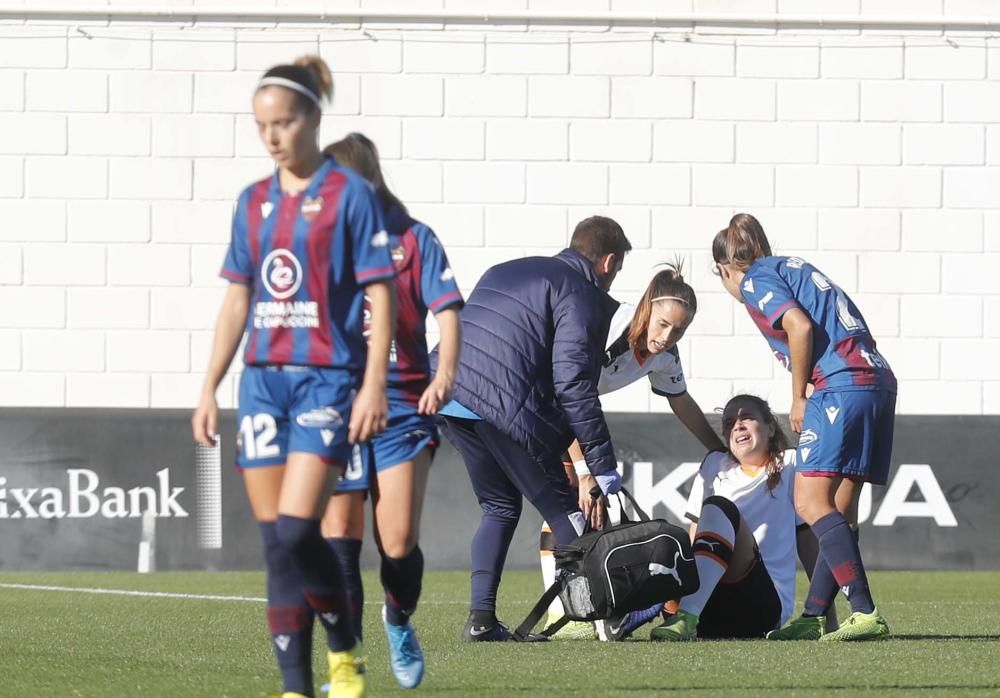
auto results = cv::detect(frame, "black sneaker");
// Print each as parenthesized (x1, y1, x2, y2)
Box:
(460, 616, 513, 642)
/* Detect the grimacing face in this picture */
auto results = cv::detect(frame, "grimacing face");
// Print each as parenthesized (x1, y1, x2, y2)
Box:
(724, 403, 773, 465)
(645, 299, 691, 356)
(253, 86, 318, 171)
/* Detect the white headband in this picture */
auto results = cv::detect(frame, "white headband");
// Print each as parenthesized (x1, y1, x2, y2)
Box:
(651, 295, 690, 305)
(257, 76, 321, 106)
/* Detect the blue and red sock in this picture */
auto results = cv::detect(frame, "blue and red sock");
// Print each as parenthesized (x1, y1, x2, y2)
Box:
(804, 526, 862, 617)
(808, 512, 874, 615)
(381, 545, 424, 626)
(275, 514, 357, 651)
(261, 522, 315, 697)
(327, 537, 365, 641)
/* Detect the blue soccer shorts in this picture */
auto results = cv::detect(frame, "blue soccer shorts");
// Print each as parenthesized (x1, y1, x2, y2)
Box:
(235, 365, 358, 470)
(796, 388, 896, 486)
(334, 442, 373, 492)
(334, 401, 438, 492)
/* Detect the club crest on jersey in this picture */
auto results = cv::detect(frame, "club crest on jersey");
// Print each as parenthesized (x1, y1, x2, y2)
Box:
(260, 201, 273, 219)
(261, 248, 303, 300)
(391, 244, 406, 269)
(301, 196, 323, 221)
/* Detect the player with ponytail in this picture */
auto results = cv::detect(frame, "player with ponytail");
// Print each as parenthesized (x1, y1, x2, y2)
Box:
(193, 56, 394, 697)
(539, 263, 726, 641)
(713, 213, 896, 642)
(321, 132, 463, 690)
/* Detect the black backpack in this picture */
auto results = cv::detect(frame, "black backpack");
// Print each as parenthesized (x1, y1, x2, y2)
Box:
(513, 487, 699, 641)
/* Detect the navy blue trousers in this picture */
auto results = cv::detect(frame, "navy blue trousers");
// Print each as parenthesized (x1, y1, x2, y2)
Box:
(440, 416, 583, 613)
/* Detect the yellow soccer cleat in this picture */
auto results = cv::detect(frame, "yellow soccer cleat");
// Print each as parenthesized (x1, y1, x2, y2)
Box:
(544, 612, 597, 641)
(819, 607, 891, 642)
(327, 644, 366, 698)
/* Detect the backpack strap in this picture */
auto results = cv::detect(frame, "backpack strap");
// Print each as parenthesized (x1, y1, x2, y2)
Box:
(512, 580, 562, 642)
(617, 485, 651, 523)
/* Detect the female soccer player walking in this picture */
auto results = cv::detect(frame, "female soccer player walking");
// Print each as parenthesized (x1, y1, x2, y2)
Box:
(192, 57, 396, 697)
(320, 133, 463, 689)
(712, 213, 896, 642)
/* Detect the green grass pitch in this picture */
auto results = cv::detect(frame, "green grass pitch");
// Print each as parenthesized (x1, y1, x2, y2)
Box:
(1, 570, 997, 696)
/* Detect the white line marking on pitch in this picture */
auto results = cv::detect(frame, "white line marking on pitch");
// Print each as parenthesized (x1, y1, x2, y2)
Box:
(0, 583, 266, 603)
(0, 582, 463, 605)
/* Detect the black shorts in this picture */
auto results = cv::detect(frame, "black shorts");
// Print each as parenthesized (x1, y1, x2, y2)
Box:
(697, 547, 782, 640)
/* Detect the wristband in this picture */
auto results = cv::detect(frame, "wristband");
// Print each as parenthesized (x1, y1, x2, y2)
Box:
(572, 459, 590, 477)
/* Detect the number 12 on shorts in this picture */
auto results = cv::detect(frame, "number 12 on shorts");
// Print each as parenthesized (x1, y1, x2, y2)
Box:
(240, 413, 280, 460)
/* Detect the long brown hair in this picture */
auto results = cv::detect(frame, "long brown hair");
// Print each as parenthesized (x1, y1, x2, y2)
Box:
(721, 394, 789, 493)
(627, 261, 697, 360)
(711, 213, 772, 272)
(324, 132, 407, 215)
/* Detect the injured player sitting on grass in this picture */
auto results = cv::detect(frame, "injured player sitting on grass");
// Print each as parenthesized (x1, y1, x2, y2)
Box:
(609, 394, 839, 641)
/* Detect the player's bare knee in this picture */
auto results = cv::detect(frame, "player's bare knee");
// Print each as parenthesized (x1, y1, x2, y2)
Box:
(379, 529, 418, 558)
(794, 497, 821, 526)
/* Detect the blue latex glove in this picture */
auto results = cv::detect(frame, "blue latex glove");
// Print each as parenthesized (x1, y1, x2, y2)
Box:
(595, 470, 622, 495)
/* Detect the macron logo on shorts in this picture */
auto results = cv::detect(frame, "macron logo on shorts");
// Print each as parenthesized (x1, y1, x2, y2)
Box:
(826, 406, 840, 424)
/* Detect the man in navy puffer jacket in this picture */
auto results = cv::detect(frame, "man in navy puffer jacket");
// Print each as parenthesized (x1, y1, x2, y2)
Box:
(435, 216, 632, 641)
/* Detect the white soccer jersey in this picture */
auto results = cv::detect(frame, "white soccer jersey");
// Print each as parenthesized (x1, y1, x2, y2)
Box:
(598, 302, 687, 397)
(684, 450, 797, 626)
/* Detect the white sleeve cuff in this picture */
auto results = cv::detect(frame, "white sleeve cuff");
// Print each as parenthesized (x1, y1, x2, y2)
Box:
(572, 459, 590, 476)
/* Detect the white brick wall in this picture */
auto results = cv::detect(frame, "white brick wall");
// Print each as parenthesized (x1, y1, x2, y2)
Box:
(1, 9, 998, 414)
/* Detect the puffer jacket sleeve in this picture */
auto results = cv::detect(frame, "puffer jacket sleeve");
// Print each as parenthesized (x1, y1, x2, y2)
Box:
(551, 287, 617, 475)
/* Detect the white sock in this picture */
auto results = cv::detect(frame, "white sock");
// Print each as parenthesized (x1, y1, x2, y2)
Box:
(680, 504, 736, 618)
(540, 522, 564, 618)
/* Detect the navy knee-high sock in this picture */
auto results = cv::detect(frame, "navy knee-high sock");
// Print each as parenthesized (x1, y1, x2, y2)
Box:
(470, 513, 519, 619)
(275, 514, 356, 651)
(382, 545, 424, 626)
(261, 522, 314, 697)
(809, 512, 875, 615)
(327, 537, 364, 641)
(804, 526, 861, 617)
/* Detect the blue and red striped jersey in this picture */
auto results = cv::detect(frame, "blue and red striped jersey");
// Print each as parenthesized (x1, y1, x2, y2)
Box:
(220, 157, 395, 371)
(740, 256, 896, 392)
(373, 206, 463, 405)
